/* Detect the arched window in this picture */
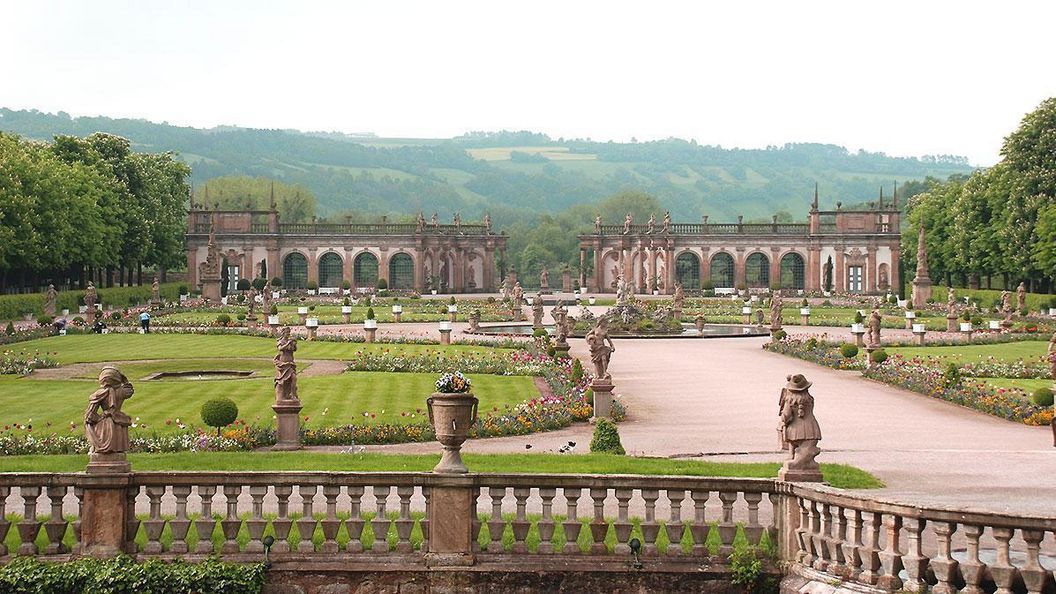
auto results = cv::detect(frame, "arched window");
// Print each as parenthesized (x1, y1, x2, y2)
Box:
(745, 253, 770, 288)
(283, 253, 308, 289)
(675, 252, 701, 290)
(779, 252, 805, 290)
(353, 252, 379, 288)
(710, 252, 734, 288)
(389, 253, 414, 289)
(318, 253, 344, 289)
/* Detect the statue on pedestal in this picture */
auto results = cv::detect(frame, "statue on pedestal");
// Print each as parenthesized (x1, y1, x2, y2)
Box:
(586, 318, 615, 380)
(646, 213, 656, 234)
(467, 309, 481, 333)
(770, 291, 783, 330)
(672, 282, 684, 318)
(151, 275, 161, 305)
(622, 213, 633, 235)
(947, 287, 957, 317)
(274, 327, 299, 403)
(615, 274, 632, 307)
(512, 282, 523, 306)
(532, 295, 544, 328)
(416, 211, 426, 233)
(662, 211, 671, 234)
(1017, 282, 1027, 312)
(539, 267, 549, 291)
(867, 306, 882, 348)
(777, 374, 822, 482)
(44, 284, 58, 317)
(1001, 290, 1014, 325)
(483, 212, 492, 234)
(594, 215, 602, 234)
(85, 366, 134, 471)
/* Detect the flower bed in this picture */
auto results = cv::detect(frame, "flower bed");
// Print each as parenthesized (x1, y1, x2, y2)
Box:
(762, 335, 864, 370)
(346, 349, 546, 375)
(0, 350, 59, 375)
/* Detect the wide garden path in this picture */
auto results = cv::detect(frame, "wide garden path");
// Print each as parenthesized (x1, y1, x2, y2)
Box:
(366, 314, 1054, 516)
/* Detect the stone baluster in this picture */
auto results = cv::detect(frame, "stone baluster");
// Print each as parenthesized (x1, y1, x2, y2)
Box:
(70, 487, 82, 555)
(960, 525, 985, 594)
(795, 498, 812, 565)
(640, 489, 660, 556)
(811, 502, 830, 571)
(194, 485, 217, 554)
(876, 514, 904, 591)
(345, 485, 365, 553)
(827, 505, 847, 577)
(742, 492, 763, 545)
(271, 485, 293, 554)
(536, 487, 557, 554)
(220, 485, 242, 554)
(420, 486, 430, 552)
(842, 509, 863, 582)
(858, 511, 882, 586)
(930, 522, 959, 594)
(142, 485, 167, 554)
(613, 488, 634, 554)
(0, 486, 9, 557)
(245, 486, 268, 553)
(296, 484, 319, 553)
(690, 489, 710, 556)
(393, 486, 414, 554)
(665, 489, 685, 556)
(321, 485, 342, 553)
(766, 492, 779, 546)
(1019, 529, 1048, 594)
(902, 518, 928, 593)
(370, 485, 391, 553)
(44, 485, 69, 554)
(589, 488, 609, 554)
(717, 491, 738, 559)
(487, 487, 506, 553)
(989, 527, 1017, 594)
(510, 487, 532, 554)
(125, 488, 140, 554)
(561, 488, 583, 554)
(17, 486, 41, 555)
(169, 485, 192, 554)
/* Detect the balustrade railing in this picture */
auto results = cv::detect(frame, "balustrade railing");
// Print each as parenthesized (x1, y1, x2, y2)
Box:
(594, 223, 810, 236)
(190, 223, 492, 236)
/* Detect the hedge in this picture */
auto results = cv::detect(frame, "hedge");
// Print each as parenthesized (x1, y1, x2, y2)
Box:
(0, 556, 265, 594)
(0, 282, 183, 320)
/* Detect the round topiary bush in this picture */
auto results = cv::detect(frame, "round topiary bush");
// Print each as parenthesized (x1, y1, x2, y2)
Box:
(215, 313, 232, 326)
(236, 278, 251, 291)
(270, 277, 283, 288)
(1032, 387, 1054, 406)
(252, 277, 268, 291)
(853, 311, 865, 324)
(840, 343, 859, 358)
(971, 315, 984, 326)
(870, 349, 888, 364)
(376, 278, 388, 290)
(201, 397, 238, 435)
(590, 418, 625, 455)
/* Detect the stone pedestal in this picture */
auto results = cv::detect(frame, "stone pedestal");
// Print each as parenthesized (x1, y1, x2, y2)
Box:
(86, 452, 131, 475)
(246, 315, 258, 330)
(905, 318, 915, 330)
(365, 328, 377, 343)
(272, 402, 303, 450)
(864, 346, 879, 370)
(150, 298, 161, 309)
(448, 311, 457, 323)
(424, 483, 476, 567)
(590, 378, 614, 420)
(777, 466, 823, 483)
(201, 274, 221, 302)
(913, 331, 926, 346)
(342, 313, 351, 324)
(306, 326, 318, 340)
(439, 329, 452, 345)
(961, 329, 973, 342)
(801, 314, 810, 326)
(852, 331, 865, 347)
(86, 308, 97, 326)
(513, 308, 523, 322)
(562, 270, 572, 293)
(553, 342, 570, 359)
(299, 313, 308, 325)
(947, 316, 959, 333)
(743, 313, 751, 325)
(695, 318, 706, 335)
(80, 473, 133, 557)
(394, 312, 402, 323)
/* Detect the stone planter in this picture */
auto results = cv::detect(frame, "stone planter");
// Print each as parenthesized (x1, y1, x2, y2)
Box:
(306, 317, 319, 327)
(897, 299, 908, 308)
(179, 294, 188, 303)
(60, 308, 70, 316)
(1049, 308, 1056, 317)
(272, 291, 281, 300)
(851, 323, 865, 333)
(912, 323, 926, 333)
(364, 319, 378, 329)
(904, 311, 916, 329)
(741, 306, 752, 315)
(447, 304, 458, 313)
(79, 305, 88, 314)
(695, 317, 706, 334)
(308, 290, 317, 296)
(800, 308, 811, 316)
(960, 322, 973, 332)
(431, 289, 438, 295)
(588, 296, 596, 305)
(426, 391, 479, 474)
(267, 315, 280, 325)
(653, 290, 659, 296)
(988, 320, 1001, 330)
(341, 306, 353, 315)
(22, 313, 34, 322)
(298, 307, 309, 315)
(392, 305, 403, 314)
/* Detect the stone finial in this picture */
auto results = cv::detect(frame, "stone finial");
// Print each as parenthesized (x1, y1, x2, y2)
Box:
(85, 366, 134, 473)
(777, 374, 823, 482)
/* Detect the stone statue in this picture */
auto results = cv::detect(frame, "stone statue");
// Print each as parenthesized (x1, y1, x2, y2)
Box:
(586, 317, 615, 380)
(615, 274, 632, 306)
(623, 213, 633, 235)
(466, 263, 477, 290)
(453, 211, 462, 231)
(468, 309, 481, 333)
(646, 213, 656, 234)
(867, 306, 882, 348)
(770, 291, 783, 330)
(84, 282, 98, 312)
(44, 284, 57, 317)
(662, 211, 671, 234)
(1017, 282, 1027, 312)
(416, 211, 426, 233)
(532, 294, 544, 328)
(1048, 331, 1056, 379)
(431, 212, 439, 229)
(555, 303, 572, 344)
(594, 215, 602, 234)
(672, 283, 684, 318)
(203, 225, 220, 276)
(947, 286, 957, 317)
(274, 327, 299, 403)
(483, 212, 492, 234)
(512, 282, 523, 306)
(151, 275, 161, 305)
(246, 286, 258, 315)
(610, 265, 620, 290)
(84, 366, 134, 459)
(878, 266, 889, 290)
(539, 267, 549, 289)
(778, 374, 822, 481)
(1001, 290, 1013, 324)
(499, 277, 510, 301)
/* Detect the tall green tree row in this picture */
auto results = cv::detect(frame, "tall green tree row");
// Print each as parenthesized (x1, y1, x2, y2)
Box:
(0, 132, 190, 291)
(903, 98, 1056, 291)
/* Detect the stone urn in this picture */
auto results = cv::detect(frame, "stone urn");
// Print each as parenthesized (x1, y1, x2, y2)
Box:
(427, 392, 479, 474)
(695, 316, 706, 334)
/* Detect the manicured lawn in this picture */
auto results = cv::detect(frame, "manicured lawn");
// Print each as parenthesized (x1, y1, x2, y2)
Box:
(0, 452, 882, 489)
(6, 334, 492, 364)
(886, 340, 1048, 364)
(69, 358, 279, 380)
(0, 371, 537, 431)
(981, 377, 1053, 394)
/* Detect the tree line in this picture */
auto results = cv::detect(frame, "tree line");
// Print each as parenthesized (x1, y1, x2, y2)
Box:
(903, 97, 1056, 293)
(0, 132, 189, 292)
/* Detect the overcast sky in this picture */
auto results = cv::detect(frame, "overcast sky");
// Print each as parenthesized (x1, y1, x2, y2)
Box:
(3, 1, 1054, 166)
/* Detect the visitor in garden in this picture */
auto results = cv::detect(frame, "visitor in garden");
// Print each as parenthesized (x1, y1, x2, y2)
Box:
(139, 311, 151, 333)
(52, 317, 66, 334)
(92, 318, 107, 334)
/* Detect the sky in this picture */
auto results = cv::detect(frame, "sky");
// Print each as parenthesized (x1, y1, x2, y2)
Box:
(2, 1, 1054, 166)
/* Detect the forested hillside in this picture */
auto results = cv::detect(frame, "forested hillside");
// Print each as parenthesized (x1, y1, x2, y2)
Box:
(0, 109, 972, 225)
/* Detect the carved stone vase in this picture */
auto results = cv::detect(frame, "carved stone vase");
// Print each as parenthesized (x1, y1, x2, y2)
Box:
(427, 392, 479, 474)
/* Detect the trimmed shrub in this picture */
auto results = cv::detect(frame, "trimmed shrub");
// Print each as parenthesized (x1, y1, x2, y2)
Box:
(215, 314, 232, 326)
(853, 311, 864, 324)
(270, 277, 283, 287)
(269, 304, 279, 315)
(804, 337, 818, 350)
(870, 349, 888, 364)
(590, 418, 625, 455)
(178, 284, 189, 295)
(773, 329, 787, 341)
(376, 278, 388, 290)
(366, 307, 375, 320)
(961, 310, 971, 322)
(236, 278, 251, 291)
(1032, 387, 1054, 407)
(0, 556, 266, 594)
(307, 281, 318, 291)
(840, 343, 859, 358)
(571, 358, 584, 382)
(449, 295, 457, 305)
(342, 279, 351, 290)
(37, 315, 53, 327)
(971, 315, 984, 326)
(252, 277, 268, 291)
(201, 398, 239, 435)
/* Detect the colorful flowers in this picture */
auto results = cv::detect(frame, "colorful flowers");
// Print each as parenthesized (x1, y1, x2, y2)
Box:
(436, 371, 472, 393)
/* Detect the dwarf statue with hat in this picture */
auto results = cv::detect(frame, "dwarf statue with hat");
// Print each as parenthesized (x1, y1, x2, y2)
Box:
(777, 373, 823, 482)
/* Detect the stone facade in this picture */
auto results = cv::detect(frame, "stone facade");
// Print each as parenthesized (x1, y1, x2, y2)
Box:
(578, 191, 901, 294)
(186, 206, 507, 294)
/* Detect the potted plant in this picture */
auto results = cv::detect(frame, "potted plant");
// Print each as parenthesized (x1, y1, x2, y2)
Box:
(342, 279, 351, 295)
(306, 281, 318, 296)
(851, 311, 865, 333)
(447, 296, 457, 314)
(799, 298, 810, 316)
(426, 372, 478, 473)
(267, 305, 280, 326)
(270, 277, 283, 299)
(588, 296, 596, 305)
(306, 316, 319, 327)
(297, 305, 309, 315)
(364, 307, 377, 329)
(392, 297, 403, 315)
(912, 323, 926, 333)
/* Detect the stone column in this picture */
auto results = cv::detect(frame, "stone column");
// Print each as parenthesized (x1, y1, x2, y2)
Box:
(867, 246, 878, 293)
(835, 248, 846, 293)
(646, 246, 656, 293)
(378, 247, 391, 287)
(890, 241, 902, 297)
(593, 244, 603, 292)
(483, 246, 495, 291)
(734, 248, 746, 290)
(440, 328, 452, 345)
(453, 247, 465, 293)
(770, 247, 782, 290)
(342, 249, 354, 289)
(665, 242, 675, 294)
(414, 247, 425, 291)
(806, 246, 821, 291)
(186, 249, 199, 291)
(307, 249, 319, 285)
(80, 473, 134, 557)
(424, 475, 476, 567)
(700, 249, 711, 287)
(591, 377, 614, 420)
(579, 248, 587, 289)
